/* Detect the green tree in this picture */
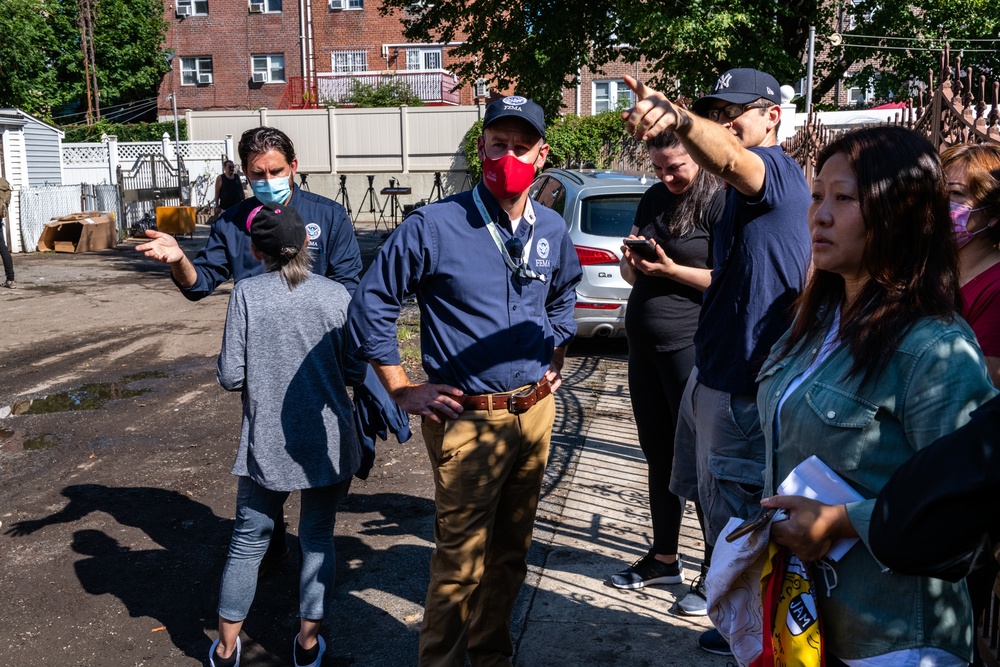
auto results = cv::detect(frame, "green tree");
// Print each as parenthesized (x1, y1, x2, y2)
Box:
(381, 0, 1000, 115)
(0, 0, 66, 116)
(0, 0, 169, 121)
(820, 0, 1000, 104)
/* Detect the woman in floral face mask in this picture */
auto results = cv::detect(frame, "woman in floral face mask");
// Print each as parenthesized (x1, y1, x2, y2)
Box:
(941, 143, 1000, 387)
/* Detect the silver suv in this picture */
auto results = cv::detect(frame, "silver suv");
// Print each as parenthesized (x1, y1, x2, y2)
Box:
(529, 169, 653, 338)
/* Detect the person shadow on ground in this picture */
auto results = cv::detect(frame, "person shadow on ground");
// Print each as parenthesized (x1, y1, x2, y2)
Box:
(6, 483, 243, 661)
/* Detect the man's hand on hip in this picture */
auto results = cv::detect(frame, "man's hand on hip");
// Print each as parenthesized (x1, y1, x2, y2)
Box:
(394, 382, 465, 423)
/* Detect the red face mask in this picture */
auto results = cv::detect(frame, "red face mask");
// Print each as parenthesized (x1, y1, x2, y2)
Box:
(482, 154, 538, 199)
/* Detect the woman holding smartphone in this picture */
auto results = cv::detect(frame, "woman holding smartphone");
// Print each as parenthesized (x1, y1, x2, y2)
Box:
(610, 131, 723, 603)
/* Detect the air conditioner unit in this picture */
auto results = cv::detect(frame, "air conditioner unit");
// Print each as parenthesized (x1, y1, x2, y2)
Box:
(176, 4, 192, 16)
(251, 71, 267, 83)
(329, 0, 345, 9)
(249, 2, 265, 12)
(198, 72, 213, 85)
(474, 79, 488, 98)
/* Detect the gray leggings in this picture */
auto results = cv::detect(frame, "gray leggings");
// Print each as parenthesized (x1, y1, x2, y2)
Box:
(217, 476, 351, 621)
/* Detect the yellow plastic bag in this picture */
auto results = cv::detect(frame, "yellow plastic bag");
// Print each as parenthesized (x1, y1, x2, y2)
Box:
(753, 542, 824, 667)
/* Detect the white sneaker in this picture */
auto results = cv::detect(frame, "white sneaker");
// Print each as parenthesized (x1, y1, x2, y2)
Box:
(676, 574, 708, 616)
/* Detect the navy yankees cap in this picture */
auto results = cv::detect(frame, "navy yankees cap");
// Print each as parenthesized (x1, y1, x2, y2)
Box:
(482, 95, 547, 139)
(692, 68, 782, 114)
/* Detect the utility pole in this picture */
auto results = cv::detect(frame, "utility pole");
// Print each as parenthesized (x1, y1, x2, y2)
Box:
(78, 0, 93, 126)
(84, 0, 101, 121)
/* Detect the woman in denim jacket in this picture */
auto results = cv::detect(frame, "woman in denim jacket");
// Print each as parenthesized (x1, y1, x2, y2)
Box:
(757, 126, 998, 666)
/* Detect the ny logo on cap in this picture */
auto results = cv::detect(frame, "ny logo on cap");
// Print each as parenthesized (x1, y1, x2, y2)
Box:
(715, 73, 732, 91)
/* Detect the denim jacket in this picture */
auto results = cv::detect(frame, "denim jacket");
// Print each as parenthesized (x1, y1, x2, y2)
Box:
(757, 310, 997, 661)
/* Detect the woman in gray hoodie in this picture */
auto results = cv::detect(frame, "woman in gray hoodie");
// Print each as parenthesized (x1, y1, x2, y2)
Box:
(211, 201, 367, 667)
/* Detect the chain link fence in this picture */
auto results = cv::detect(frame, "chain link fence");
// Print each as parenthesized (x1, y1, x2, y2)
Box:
(19, 185, 123, 252)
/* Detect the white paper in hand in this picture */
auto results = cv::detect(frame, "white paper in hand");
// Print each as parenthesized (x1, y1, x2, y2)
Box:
(777, 455, 864, 561)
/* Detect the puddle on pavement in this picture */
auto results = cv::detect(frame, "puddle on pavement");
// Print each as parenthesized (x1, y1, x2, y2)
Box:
(6, 371, 169, 416)
(24, 434, 60, 450)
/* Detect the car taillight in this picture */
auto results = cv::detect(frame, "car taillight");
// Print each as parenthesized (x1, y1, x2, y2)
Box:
(575, 302, 621, 310)
(575, 245, 619, 265)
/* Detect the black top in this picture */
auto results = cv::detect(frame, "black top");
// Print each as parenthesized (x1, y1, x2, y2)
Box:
(870, 393, 1000, 582)
(218, 172, 246, 210)
(625, 181, 724, 351)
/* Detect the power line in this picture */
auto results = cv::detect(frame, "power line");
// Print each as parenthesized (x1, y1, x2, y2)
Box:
(845, 33, 1000, 43)
(100, 100, 158, 123)
(841, 42, 999, 53)
(51, 96, 159, 121)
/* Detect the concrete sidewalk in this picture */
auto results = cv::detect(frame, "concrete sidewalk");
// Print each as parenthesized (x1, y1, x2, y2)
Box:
(513, 358, 731, 667)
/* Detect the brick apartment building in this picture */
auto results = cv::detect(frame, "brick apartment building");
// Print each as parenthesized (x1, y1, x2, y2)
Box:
(157, 0, 479, 120)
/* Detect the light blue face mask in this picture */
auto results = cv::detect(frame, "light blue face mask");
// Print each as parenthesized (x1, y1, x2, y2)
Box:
(250, 176, 292, 205)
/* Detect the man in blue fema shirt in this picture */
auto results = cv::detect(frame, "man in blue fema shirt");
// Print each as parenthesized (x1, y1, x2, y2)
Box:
(348, 96, 582, 667)
(137, 126, 361, 297)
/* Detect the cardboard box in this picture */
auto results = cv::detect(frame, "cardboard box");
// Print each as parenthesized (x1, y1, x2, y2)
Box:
(155, 206, 197, 235)
(36, 211, 117, 253)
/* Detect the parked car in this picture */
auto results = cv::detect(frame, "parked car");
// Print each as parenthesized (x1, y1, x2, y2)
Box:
(529, 169, 654, 338)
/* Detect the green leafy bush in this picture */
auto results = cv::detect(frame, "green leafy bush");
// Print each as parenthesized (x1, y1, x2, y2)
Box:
(62, 120, 186, 143)
(330, 77, 426, 108)
(460, 111, 635, 182)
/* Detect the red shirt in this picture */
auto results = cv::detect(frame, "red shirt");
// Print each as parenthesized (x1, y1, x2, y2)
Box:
(962, 260, 1000, 356)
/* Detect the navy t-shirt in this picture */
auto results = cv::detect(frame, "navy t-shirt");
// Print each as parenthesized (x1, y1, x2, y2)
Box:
(694, 145, 811, 395)
(626, 182, 724, 351)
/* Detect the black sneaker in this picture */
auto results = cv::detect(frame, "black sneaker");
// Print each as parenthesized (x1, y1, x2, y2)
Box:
(698, 628, 732, 656)
(610, 551, 684, 589)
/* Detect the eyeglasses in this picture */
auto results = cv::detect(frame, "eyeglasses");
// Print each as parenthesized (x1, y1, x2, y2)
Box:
(701, 102, 772, 123)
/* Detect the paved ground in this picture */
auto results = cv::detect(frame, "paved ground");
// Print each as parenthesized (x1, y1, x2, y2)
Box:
(0, 223, 726, 666)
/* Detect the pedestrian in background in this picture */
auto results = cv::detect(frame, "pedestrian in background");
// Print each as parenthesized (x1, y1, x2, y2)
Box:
(0, 175, 15, 288)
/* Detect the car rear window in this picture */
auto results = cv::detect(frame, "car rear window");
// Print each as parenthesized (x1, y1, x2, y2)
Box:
(580, 195, 642, 237)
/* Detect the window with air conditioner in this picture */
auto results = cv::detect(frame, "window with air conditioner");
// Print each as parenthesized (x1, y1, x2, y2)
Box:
(252, 54, 285, 83)
(250, 0, 281, 13)
(592, 80, 633, 114)
(198, 72, 213, 85)
(249, 2, 264, 12)
(330, 0, 359, 8)
(331, 50, 367, 73)
(405, 47, 442, 71)
(180, 56, 213, 85)
(176, 0, 208, 15)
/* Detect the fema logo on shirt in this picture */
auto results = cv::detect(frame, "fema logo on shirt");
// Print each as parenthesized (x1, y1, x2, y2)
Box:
(536, 238, 550, 259)
(305, 223, 321, 241)
(503, 95, 528, 108)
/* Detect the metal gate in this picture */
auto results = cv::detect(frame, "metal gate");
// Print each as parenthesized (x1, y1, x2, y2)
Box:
(117, 155, 188, 237)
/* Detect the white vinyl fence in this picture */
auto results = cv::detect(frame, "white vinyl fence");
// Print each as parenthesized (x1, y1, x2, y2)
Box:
(62, 134, 231, 194)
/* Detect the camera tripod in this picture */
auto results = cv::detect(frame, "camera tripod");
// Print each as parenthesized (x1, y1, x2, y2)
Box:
(335, 174, 353, 221)
(427, 171, 444, 202)
(355, 175, 382, 226)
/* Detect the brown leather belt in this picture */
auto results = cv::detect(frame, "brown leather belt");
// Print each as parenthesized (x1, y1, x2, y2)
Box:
(456, 379, 552, 414)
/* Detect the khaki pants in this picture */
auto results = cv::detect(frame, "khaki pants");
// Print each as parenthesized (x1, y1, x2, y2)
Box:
(418, 393, 555, 667)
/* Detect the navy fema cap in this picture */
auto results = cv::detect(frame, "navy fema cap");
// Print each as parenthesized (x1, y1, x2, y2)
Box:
(693, 68, 781, 114)
(482, 95, 546, 139)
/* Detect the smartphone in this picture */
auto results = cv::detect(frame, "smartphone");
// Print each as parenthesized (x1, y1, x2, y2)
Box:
(725, 507, 786, 542)
(624, 238, 658, 261)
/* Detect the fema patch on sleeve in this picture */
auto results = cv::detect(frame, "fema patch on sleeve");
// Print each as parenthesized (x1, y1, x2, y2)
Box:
(536, 238, 550, 259)
(502, 95, 528, 107)
(305, 223, 321, 240)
